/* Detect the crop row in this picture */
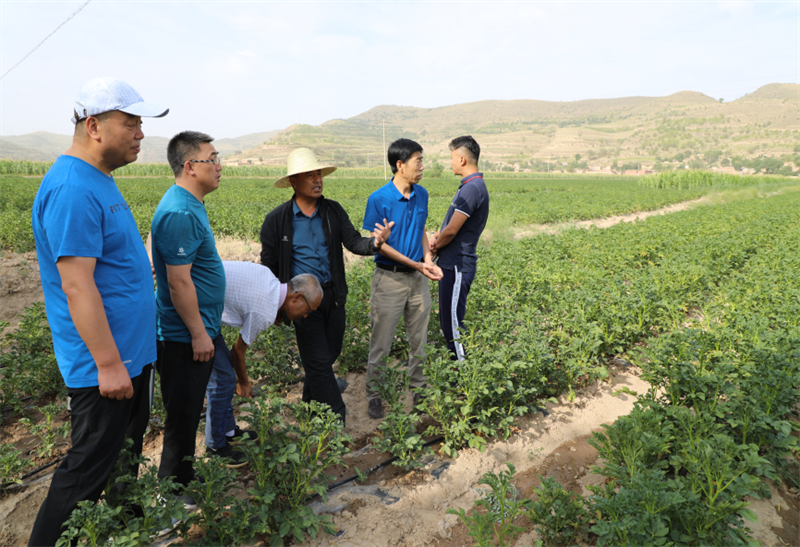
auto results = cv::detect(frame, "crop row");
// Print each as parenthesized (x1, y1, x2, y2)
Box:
(2, 190, 797, 545)
(1, 174, 714, 253)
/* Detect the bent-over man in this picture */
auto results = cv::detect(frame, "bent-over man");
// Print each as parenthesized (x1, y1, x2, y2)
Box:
(205, 263, 322, 465)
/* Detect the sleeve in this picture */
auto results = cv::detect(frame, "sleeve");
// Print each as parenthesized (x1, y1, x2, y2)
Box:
(334, 202, 374, 256)
(41, 184, 104, 259)
(239, 312, 271, 346)
(153, 210, 203, 265)
(361, 194, 382, 231)
(260, 211, 280, 276)
(453, 185, 481, 218)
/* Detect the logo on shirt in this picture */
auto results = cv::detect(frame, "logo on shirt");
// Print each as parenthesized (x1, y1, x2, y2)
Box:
(177, 247, 186, 256)
(282, 236, 289, 242)
(109, 202, 130, 214)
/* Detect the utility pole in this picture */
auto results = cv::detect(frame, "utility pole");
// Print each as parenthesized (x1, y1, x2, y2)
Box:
(381, 119, 388, 180)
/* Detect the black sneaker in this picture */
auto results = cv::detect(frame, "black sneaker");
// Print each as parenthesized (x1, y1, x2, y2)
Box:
(176, 492, 197, 511)
(226, 426, 258, 446)
(206, 443, 248, 468)
(368, 398, 384, 420)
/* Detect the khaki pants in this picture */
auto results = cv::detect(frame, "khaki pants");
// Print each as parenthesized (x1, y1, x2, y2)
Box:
(366, 268, 431, 399)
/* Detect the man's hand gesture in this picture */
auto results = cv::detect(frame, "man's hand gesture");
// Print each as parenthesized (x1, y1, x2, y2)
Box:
(429, 231, 439, 253)
(373, 218, 394, 247)
(421, 260, 443, 281)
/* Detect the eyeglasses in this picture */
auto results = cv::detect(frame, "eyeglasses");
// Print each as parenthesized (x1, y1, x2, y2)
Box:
(188, 157, 221, 165)
(299, 293, 314, 313)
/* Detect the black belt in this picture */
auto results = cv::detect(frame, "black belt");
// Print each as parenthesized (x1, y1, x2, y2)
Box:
(376, 263, 415, 274)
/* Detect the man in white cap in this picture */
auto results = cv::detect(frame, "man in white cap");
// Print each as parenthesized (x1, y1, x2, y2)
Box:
(29, 77, 167, 546)
(260, 148, 393, 426)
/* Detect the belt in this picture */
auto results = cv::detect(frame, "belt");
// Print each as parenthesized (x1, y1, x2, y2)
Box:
(376, 263, 415, 274)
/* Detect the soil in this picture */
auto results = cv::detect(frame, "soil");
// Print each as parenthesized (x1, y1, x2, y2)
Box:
(2, 200, 798, 546)
(0, 251, 42, 335)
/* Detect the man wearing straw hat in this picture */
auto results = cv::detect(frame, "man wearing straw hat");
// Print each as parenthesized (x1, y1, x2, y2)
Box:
(260, 148, 393, 425)
(29, 77, 167, 546)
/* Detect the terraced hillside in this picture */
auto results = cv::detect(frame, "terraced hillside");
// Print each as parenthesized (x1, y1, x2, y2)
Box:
(228, 83, 799, 171)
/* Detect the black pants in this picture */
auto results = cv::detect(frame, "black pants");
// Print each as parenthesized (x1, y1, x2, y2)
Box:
(28, 365, 153, 547)
(438, 267, 476, 361)
(294, 286, 346, 424)
(156, 339, 214, 487)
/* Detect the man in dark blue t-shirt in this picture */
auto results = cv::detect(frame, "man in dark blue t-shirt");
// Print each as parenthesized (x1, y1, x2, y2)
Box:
(29, 77, 168, 547)
(151, 131, 225, 503)
(430, 136, 490, 361)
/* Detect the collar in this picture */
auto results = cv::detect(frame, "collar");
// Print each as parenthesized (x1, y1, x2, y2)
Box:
(389, 177, 416, 200)
(460, 172, 484, 187)
(292, 198, 318, 218)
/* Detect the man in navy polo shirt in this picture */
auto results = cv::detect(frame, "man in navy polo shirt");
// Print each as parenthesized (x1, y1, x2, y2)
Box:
(362, 138, 443, 419)
(430, 136, 490, 361)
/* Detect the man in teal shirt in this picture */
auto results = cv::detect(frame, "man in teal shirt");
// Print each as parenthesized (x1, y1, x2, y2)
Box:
(151, 131, 224, 505)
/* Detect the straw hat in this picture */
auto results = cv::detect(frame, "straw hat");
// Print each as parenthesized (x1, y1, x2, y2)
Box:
(273, 148, 337, 188)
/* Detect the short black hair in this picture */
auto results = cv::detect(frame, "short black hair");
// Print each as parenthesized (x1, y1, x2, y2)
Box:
(448, 135, 480, 164)
(167, 131, 214, 176)
(387, 138, 423, 174)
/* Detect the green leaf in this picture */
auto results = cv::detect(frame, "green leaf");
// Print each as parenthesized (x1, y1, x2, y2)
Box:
(739, 508, 758, 523)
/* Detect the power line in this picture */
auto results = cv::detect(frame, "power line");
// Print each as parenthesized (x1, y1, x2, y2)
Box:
(1, 0, 92, 81)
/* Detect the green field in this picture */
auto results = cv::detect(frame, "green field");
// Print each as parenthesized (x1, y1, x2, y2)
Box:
(1, 169, 798, 546)
(1, 175, 712, 253)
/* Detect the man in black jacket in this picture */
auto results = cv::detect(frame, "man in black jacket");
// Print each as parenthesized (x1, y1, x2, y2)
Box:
(260, 148, 392, 425)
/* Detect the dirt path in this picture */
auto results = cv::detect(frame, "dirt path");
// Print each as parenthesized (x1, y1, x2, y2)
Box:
(513, 197, 709, 239)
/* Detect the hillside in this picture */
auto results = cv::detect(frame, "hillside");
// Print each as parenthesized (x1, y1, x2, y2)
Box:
(0, 131, 169, 163)
(0, 130, 281, 164)
(2, 85, 797, 171)
(227, 84, 799, 171)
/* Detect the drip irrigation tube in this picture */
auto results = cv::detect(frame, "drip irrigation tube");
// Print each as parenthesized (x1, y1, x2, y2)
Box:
(1, 456, 63, 489)
(306, 435, 445, 502)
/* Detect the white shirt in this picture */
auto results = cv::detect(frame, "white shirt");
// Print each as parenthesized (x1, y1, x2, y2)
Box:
(221, 261, 284, 345)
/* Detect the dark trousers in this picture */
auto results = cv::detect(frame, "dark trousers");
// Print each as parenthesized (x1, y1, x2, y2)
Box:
(438, 267, 476, 361)
(294, 285, 346, 424)
(28, 365, 153, 547)
(156, 338, 214, 487)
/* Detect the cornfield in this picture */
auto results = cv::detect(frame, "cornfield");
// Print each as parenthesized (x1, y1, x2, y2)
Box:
(638, 169, 796, 189)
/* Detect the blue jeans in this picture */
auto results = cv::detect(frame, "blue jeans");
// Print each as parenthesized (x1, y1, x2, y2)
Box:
(205, 335, 237, 450)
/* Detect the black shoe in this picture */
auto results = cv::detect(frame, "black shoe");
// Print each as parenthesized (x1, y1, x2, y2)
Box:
(206, 444, 248, 469)
(226, 426, 258, 446)
(336, 376, 349, 394)
(368, 398, 384, 420)
(176, 492, 197, 511)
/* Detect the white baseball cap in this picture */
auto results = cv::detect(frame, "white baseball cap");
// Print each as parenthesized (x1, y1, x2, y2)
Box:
(71, 77, 169, 124)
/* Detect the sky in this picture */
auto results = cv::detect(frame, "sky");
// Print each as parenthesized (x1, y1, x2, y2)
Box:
(1, 0, 798, 139)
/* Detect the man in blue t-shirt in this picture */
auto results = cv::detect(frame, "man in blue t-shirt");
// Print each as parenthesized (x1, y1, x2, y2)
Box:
(430, 136, 490, 361)
(151, 131, 225, 502)
(29, 77, 168, 547)
(362, 139, 443, 419)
